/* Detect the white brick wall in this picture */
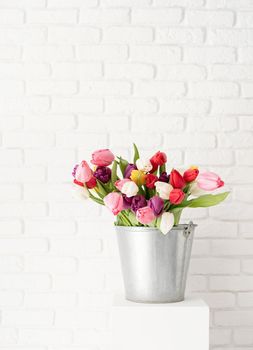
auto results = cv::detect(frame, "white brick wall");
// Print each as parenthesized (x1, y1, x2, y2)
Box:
(0, 1, 252, 349)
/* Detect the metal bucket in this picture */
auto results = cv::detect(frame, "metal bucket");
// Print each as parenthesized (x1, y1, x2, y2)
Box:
(116, 222, 196, 303)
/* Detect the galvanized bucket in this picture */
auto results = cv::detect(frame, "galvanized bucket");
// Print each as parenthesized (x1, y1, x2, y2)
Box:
(116, 222, 196, 303)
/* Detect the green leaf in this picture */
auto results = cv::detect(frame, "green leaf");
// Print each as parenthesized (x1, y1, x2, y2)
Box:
(118, 157, 129, 176)
(159, 164, 166, 176)
(133, 143, 140, 164)
(127, 210, 139, 226)
(96, 180, 108, 198)
(173, 209, 183, 225)
(111, 160, 118, 186)
(186, 192, 230, 208)
(94, 188, 104, 199)
(87, 190, 105, 205)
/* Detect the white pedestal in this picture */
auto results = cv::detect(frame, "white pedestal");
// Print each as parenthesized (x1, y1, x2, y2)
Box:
(111, 295, 209, 350)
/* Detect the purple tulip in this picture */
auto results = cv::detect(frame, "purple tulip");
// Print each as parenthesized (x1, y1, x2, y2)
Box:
(148, 196, 164, 217)
(131, 195, 147, 213)
(122, 194, 133, 209)
(94, 166, 111, 183)
(159, 171, 170, 183)
(72, 164, 78, 177)
(124, 163, 137, 178)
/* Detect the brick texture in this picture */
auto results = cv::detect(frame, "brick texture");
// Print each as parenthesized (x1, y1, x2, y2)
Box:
(0, 1, 252, 350)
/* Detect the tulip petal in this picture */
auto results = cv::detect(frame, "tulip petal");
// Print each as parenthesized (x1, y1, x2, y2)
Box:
(159, 212, 174, 235)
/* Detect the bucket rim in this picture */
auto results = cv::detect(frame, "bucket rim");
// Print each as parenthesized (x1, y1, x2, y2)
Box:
(115, 223, 197, 232)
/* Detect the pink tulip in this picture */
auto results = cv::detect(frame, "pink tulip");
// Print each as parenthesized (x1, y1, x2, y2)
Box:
(115, 179, 139, 197)
(104, 192, 124, 215)
(115, 179, 130, 191)
(91, 149, 114, 166)
(197, 171, 224, 191)
(136, 206, 155, 224)
(75, 161, 92, 183)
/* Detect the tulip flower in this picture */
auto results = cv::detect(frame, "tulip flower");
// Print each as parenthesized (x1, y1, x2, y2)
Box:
(159, 212, 174, 235)
(122, 194, 133, 209)
(136, 206, 155, 224)
(94, 166, 111, 183)
(86, 176, 97, 189)
(130, 170, 146, 186)
(124, 163, 137, 178)
(169, 169, 186, 189)
(148, 196, 164, 216)
(190, 182, 207, 196)
(91, 149, 114, 166)
(115, 179, 130, 191)
(136, 158, 153, 173)
(75, 161, 92, 184)
(159, 171, 170, 183)
(115, 179, 139, 197)
(146, 174, 158, 189)
(169, 189, 185, 205)
(155, 181, 173, 200)
(183, 167, 199, 183)
(131, 195, 147, 213)
(150, 151, 167, 172)
(197, 171, 224, 191)
(104, 192, 124, 215)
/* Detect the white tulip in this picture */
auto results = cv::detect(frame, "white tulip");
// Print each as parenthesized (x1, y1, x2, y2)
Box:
(159, 212, 174, 235)
(190, 182, 207, 197)
(121, 181, 139, 197)
(72, 183, 89, 200)
(155, 181, 173, 200)
(136, 158, 153, 173)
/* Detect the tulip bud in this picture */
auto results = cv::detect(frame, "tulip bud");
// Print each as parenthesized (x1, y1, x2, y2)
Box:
(121, 181, 139, 197)
(197, 171, 224, 191)
(150, 151, 167, 172)
(131, 195, 147, 213)
(130, 170, 146, 186)
(148, 196, 164, 216)
(155, 181, 173, 200)
(86, 176, 97, 189)
(104, 192, 124, 216)
(146, 174, 158, 189)
(136, 158, 153, 173)
(190, 182, 207, 196)
(136, 206, 155, 224)
(75, 161, 92, 183)
(169, 189, 185, 205)
(183, 167, 199, 183)
(124, 163, 137, 178)
(159, 212, 174, 235)
(91, 149, 114, 166)
(94, 166, 111, 184)
(169, 169, 186, 189)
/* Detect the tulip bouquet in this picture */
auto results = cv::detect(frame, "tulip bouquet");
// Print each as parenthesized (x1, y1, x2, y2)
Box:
(72, 144, 229, 235)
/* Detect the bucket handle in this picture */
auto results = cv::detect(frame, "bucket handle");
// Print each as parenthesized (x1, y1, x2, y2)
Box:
(183, 221, 194, 237)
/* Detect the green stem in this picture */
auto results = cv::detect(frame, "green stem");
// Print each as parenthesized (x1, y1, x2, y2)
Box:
(88, 190, 105, 205)
(118, 212, 132, 226)
(173, 209, 183, 225)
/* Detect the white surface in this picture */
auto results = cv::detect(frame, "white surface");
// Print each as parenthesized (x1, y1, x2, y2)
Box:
(111, 296, 209, 350)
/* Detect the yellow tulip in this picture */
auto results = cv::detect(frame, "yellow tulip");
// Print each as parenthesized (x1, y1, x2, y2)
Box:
(130, 170, 146, 186)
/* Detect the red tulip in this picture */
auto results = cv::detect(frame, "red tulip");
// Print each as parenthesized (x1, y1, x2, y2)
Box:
(169, 169, 186, 189)
(183, 167, 199, 183)
(169, 189, 185, 205)
(146, 174, 158, 189)
(86, 176, 97, 189)
(150, 151, 167, 172)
